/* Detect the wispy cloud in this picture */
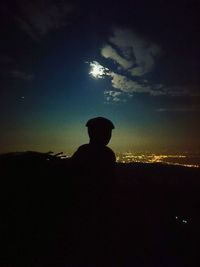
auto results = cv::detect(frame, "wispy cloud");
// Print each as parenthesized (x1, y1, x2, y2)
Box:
(101, 45, 132, 70)
(16, 0, 76, 41)
(98, 27, 163, 102)
(11, 70, 34, 81)
(88, 59, 190, 102)
(104, 90, 124, 103)
(0, 55, 13, 64)
(89, 61, 110, 78)
(109, 28, 162, 76)
(89, 27, 194, 103)
(15, 17, 41, 43)
(157, 106, 199, 113)
(109, 73, 187, 97)
(110, 72, 151, 93)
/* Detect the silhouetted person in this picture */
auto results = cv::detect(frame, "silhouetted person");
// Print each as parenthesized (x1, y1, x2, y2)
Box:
(70, 117, 116, 266)
(71, 116, 115, 170)
(71, 116, 116, 208)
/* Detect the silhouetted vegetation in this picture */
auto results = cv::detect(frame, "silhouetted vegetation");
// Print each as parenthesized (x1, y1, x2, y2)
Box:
(1, 151, 200, 266)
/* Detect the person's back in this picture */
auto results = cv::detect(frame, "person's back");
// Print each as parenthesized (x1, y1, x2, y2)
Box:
(71, 116, 116, 178)
(72, 142, 115, 172)
(70, 117, 116, 265)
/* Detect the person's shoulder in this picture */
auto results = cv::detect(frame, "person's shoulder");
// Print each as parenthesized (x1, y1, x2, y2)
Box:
(104, 146, 114, 153)
(76, 144, 89, 151)
(103, 146, 116, 162)
(70, 144, 84, 158)
(71, 144, 89, 157)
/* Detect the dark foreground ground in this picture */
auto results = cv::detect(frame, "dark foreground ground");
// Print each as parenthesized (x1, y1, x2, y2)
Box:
(1, 152, 200, 267)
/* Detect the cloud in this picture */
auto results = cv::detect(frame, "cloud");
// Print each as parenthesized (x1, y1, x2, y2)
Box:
(0, 55, 13, 63)
(104, 90, 122, 98)
(16, 0, 76, 41)
(15, 17, 41, 42)
(157, 106, 198, 113)
(108, 72, 189, 98)
(89, 28, 193, 103)
(88, 60, 190, 102)
(110, 72, 151, 94)
(109, 28, 162, 76)
(99, 27, 164, 102)
(101, 45, 132, 69)
(11, 70, 34, 81)
(158, 86, 189, 97)
(89, 61, 110, 78)
(104, 90, 125, 103)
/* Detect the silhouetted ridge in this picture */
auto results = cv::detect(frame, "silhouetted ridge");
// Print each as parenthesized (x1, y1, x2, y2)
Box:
(1, 151, 200, 267)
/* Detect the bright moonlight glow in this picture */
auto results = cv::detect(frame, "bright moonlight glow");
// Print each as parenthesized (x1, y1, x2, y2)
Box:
(89, 61, 109, 79)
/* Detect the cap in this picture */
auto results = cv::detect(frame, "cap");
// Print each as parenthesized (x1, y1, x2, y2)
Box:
(86, 117, 115, 130)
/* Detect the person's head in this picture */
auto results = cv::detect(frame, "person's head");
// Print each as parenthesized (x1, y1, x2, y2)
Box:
(86, 117, 115, 146)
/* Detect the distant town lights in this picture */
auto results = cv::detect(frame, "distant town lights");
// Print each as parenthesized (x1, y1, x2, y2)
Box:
(115, 152, 199, 168)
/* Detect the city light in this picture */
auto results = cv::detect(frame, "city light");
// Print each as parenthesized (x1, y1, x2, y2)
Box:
(115, 152, 200, 168)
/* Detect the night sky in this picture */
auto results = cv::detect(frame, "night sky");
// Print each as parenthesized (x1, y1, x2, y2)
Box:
(1, 0, 200, 155)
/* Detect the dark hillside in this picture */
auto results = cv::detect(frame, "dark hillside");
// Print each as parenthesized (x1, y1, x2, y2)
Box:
(1, 152, 200, 267)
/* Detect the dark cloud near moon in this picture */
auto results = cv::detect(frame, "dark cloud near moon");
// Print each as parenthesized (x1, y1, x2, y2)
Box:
(15, 0, 77, 42)
(0, 0, 78, 89)
(88, 26, 199, 105)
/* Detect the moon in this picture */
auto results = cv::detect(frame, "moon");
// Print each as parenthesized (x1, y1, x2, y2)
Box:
(89, 61, 109, 79)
